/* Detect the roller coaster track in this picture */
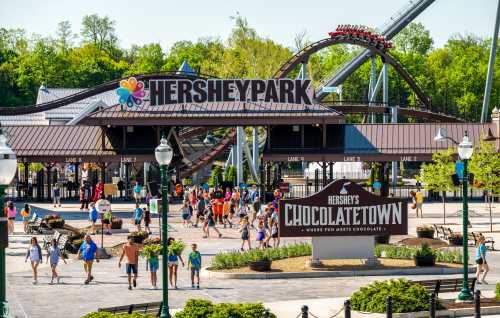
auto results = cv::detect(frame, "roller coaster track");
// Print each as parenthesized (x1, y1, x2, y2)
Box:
(0, 71, 211, 116)
(179, 128, 236, 178)
(273, 35, 431, 109)
(327, 104, 463, 122)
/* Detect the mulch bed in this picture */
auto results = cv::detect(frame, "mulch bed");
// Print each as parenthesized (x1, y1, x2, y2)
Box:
(442, 298, 500, 309)
(397, 237, 448, 248)
(106, 243, 125, 257)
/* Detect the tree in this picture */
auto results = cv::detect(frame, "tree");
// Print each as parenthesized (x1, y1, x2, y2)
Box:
(208, 165, 223, 187)
(469, 139, 500, 232)
(224, 165, 236, 184)
(56, 21, 75, 52)
(393, 22, 433, 55)
(127, 43, 164, 75)
(420, 148, 457, 224)
(81, 14, 118, 55)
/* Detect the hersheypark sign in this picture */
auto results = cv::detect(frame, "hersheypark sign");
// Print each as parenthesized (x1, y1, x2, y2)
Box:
(116, 76, 313, 108)
(149, 79, 313, 105)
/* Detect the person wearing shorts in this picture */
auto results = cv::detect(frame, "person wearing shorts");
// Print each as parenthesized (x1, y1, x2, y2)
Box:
(133, 203, 143, 231)
(46, 238, 67, 284)
(167, 237, 185, 289)
(77, 235, 99, 285)
(102, 210, 112, 235)
(147, 256, 159, 289)
(475, 235, 489, 284)
(119, 236, 140, 290)
(188, 243, 202, 289)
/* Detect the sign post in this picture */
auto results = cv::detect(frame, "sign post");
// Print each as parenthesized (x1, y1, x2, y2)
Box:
(95, 199, 111, 259)
(279, 179, 407, 265)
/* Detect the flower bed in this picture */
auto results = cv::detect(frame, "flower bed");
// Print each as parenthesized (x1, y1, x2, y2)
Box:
(211, 243, 311, 270)
(43, 214, 65, 229)
(416, 225, 435, 239)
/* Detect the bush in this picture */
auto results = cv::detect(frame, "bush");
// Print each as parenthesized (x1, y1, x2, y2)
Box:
(174, 299, 275, 318)
(350, 279, 442, 313)
(374, 245, 462, 264)
(211, 243, 311, 270)
(496, 283, 500, 300)
(415, 243, 435, 257)
(168, 240, 186, 256)
(81, 312, 154, 318)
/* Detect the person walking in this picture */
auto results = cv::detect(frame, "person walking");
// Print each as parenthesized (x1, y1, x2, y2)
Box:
(102, 209, 112, 235)
(133, 203, 143, 231)
(80, 183, 91, 211)
(46, 238, 67, 284)
(179, 201, 192, 228)
(415, 189, 424, 217)
(53, 183, 62, 208)
(20, 203, 31, 234)
(6, 201, 16, 235)
(145, 250, 159, 290)
(143, 207, 152, 234)
(268, 219, 280, 248)
(239, 217, 251, 251)
(77, 234, 99, 285)
(255, 220, 266, 249)
(194, 195, 206, 228)
(475, 235, 489, 284)
(25, 237, 42, 284)
(167, 237, 185, 289)
(188, 243, 202, 289)
(119, 236, 140, 290)
(89, 202, 98, 235)
(203, 206, 222, 238)
(133, 182, 142, 204)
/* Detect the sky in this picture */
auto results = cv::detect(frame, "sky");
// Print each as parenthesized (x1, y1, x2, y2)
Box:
(0, 0, 498, 51)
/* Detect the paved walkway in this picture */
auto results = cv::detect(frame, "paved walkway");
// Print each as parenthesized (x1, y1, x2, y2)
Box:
(4, 201, 500, 318)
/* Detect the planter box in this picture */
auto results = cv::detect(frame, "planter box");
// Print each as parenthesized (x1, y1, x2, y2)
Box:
(414, 255, 436, 267)
(111, 218, 123, 230)
(416, 229, 434, 239)
(249, 260, 272, 272)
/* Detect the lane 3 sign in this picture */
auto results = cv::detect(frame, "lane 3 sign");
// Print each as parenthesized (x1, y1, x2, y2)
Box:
(149, 79, 313, 105)
(279, 179, 408, 237)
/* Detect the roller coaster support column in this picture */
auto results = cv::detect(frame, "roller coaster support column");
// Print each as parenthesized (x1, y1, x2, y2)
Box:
(481, 0, 500, 123)
(369, 57, 377, 123)
(252, 128, 259, 173)
(236, 127, 244, 185)
(382, 64, 389, 124)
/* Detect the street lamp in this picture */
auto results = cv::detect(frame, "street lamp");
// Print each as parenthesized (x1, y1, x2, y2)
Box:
(435, 129, 474, 301)
(0, 128, 17, 318)
(155, 134, 173, 318)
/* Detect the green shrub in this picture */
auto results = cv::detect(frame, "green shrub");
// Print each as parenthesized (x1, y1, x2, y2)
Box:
(211, 243, 312, 270)
(374, 245, 462, 264)
(496, 283, 500, 300)
(350, 279, 442, 313)
(81, 312, 154, 318)
(174, 299, 275, 318)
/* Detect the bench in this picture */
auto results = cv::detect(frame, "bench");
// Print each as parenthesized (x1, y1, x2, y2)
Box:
(413, 278, 476, 297)
(98, 301, 163, 316)
(27, 213, 43, 234)
(433, 224, 447, 239)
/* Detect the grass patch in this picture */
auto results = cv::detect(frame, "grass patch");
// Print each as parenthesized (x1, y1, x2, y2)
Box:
(374, 245, 463, 264)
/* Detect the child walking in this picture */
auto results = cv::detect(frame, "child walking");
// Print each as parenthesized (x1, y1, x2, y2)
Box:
(21, 204, 31, 234)
(46, 238, 67, 284)
(145, 252, 159, 290)
(239, 217, 251, 251)
(25, 237, 42, 284)
(188, 243, 202, 289)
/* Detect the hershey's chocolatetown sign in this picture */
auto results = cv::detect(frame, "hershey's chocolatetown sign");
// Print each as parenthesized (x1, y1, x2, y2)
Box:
(279, 179, 408, 237)
(149, 79, 313, 105)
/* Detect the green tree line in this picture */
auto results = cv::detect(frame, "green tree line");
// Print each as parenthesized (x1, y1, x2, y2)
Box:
(1, 15, 499, 121)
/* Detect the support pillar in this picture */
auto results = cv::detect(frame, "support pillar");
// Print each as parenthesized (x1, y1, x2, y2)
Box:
(322, 162, 327, 187)
(266, 162, 272, 192)
(144, 162, 150, 188)
(369, 57, 377, 123)
(252, 127, 259, 172)
(23, 163, 29, 200)
(236, 127, 244, 184)
(382, 63, 389, 123)
(481, 0, 500, 123)
(391, 105, 398, 187)
(125, 163, 130, 201)
(46, 164, 53, 202)
(329, 162, 334, 182)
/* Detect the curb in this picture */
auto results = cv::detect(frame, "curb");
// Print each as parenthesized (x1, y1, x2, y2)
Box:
(202, 266, 476, 280)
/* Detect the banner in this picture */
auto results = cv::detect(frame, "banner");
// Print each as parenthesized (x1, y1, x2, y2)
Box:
(279, 179, 407, 237)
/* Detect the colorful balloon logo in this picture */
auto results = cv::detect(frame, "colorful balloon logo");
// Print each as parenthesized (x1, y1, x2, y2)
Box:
(116, 77, 146, 108)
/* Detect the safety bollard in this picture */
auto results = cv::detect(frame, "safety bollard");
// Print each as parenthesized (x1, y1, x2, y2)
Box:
(429, 293, 436, 318)
(301, 305, 309, 318)
(475, 289, 481, 318)
(344, 299, 351, 318)
(386, 296, 393, 318)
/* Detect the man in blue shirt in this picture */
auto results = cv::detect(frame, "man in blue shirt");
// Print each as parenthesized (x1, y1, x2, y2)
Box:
(134, 203, 143, 231)
(77, 234, 99, 285)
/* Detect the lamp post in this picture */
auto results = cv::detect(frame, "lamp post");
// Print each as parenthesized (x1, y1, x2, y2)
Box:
(434, 129, 474, 301)
(0, 128, 18, 318)
(155, 134, 173, 318)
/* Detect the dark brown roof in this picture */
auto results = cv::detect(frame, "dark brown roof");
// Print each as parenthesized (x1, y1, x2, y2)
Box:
(3, 126, 120, 162)
(80, 101, 344, 126)
(263, 123, 496, 162)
